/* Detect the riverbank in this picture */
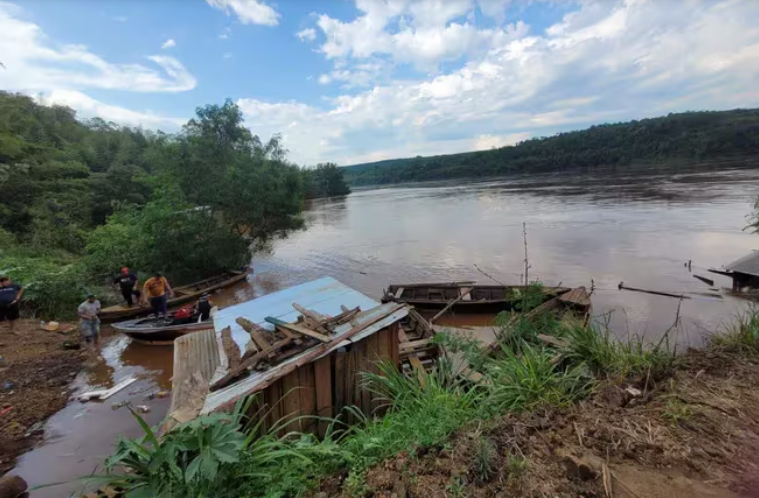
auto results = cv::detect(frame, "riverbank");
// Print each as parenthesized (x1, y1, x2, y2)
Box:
(83, 304, 759, 498)
(319, 345, 759, 497)
(0, 320, 86, 474)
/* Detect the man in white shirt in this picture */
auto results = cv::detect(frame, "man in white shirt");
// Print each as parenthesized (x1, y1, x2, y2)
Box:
(77, 294, 101, 347)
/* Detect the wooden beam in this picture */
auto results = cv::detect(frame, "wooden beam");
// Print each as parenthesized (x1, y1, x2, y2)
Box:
(292, 302, 331, 334)
(211, 336, 293, 391)
(429, 287, 473, 324)
(265, 317, 331, 343)
(400, 338, 435, 351)
(394, 287, 405, 299)
(221, 327, 242, 370)
(236, 317, 273, 355)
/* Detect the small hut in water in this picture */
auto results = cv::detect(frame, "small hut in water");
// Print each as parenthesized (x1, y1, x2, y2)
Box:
(711, 251, 759, 291)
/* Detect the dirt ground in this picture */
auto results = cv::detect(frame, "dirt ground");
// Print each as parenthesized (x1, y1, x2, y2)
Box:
(0, 320, 87, 474)
(317, 348, 759, 498)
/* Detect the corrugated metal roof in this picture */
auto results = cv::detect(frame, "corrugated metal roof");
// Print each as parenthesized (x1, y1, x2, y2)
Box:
(213, 276, 380, 357)
(170, 328, 219, 415)
(725, 251, 759, 277)
(202, 302, 408, 414)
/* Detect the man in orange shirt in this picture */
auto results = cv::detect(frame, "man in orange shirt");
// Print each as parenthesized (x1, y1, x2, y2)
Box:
(142, 271, 174, 320)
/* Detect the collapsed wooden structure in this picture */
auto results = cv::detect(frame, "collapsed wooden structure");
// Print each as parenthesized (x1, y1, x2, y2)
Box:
(709, 250, 759, 291)
(168, 278, 436, 435)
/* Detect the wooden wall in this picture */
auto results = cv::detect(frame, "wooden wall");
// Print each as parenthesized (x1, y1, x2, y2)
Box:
(253, 322, 400, 437)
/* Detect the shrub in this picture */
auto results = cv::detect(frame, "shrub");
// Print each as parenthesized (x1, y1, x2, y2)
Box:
(485, 342, 594, 412)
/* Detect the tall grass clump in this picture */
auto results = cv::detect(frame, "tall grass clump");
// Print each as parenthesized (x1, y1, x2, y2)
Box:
(484, 342, 593, 412)
(561, 322, 676, 381)
(344, 360, 483, 468)
(710, 308, 759, 353)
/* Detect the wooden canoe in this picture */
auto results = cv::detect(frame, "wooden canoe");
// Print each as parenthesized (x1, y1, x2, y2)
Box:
(112, 311, 217, 344)
(100, 270, 248, 322)
(382, 282, 570, 314)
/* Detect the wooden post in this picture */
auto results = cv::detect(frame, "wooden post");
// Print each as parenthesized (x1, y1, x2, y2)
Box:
(430, 287, 473, 324)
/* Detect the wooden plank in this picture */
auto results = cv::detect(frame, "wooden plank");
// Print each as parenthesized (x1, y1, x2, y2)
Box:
(264, 380, 282, 435)
(409, 356, 425, 387)
(265, 317, 331, 343)
(400, 338, 435, 351)
(313, 355, 332, 438)
(361, 335, 376, 415)
(292, 302, 331, 334)
(281, 369, 302, 433)
(298, 365, 316, 434)
(341, 305, 359, 326)
(220, 326, 242, 370)
(389, 322, 400, 367)
(333, 351, 345, 421)
(210, 336, 294, 390)
(408, 308, 433, 338)
(430, 287, 473, 324)
(236, 317, 271, 354)
(394, 287, 405, 299)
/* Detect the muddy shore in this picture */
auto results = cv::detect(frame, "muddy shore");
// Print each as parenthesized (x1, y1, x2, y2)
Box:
(0, 320, 86, 474)
(315, 346, 759, 498)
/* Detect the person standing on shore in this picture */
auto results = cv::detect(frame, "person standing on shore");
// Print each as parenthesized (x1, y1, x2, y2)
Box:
(77, 294, 101, 348)
(0, 276, 23, 335)
(142, 271, 174, 320)
(113, 267, 141, 307)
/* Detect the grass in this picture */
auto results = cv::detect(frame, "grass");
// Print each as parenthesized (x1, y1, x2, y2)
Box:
(710, 308, 759, 353)
(485, 341, 594, 412)
(560, 322, 677, 382)
(99, 305, 759, 498)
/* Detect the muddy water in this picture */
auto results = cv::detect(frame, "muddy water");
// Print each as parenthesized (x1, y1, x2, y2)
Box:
(12, 165, 759, 496)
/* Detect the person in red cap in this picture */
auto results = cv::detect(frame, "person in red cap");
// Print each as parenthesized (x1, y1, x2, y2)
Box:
(113, 267, 141, 307)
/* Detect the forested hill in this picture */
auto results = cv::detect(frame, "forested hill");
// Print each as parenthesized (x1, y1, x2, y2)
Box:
(342, 109, 759, 186)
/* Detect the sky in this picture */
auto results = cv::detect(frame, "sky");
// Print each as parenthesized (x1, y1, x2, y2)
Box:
(1, 0, 759, 166)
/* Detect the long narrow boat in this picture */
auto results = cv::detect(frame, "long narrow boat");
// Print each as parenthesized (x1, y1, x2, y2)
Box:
(112, 315, 214, 345)
(382, 282, 570, 314)
(100, 270, 248, 322)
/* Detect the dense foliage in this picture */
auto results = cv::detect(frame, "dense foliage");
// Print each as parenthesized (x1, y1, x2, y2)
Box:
(343, 108, 759, 185)
(302, 163, 351, 198)
(0, 91, 349, 316)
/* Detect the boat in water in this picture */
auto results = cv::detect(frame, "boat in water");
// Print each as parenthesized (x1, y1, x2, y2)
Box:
(112, 312, 216, 345)
(100, 270, 248, 322)
(382, 281, 570, 314)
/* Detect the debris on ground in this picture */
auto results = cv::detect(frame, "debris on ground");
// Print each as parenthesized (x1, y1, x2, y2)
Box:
(0, 320, 86, 474)
(136, 405, 151, 414)
(0, 474, 27, 498)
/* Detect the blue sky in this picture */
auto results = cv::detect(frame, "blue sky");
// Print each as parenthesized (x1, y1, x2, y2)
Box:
(2, 0, 759, 165)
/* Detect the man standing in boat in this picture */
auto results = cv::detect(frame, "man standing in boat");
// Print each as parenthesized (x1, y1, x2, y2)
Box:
(78, 293, 101, 348)
(113, 267, 141, 307)
(142, 271, 174, 320)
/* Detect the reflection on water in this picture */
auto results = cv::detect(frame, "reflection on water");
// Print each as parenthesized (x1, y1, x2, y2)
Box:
(253, 166, 759, 347)
(12, 165, 759, 496)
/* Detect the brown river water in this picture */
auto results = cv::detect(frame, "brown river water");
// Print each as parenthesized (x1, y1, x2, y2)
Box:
(12, 165, 759, 496)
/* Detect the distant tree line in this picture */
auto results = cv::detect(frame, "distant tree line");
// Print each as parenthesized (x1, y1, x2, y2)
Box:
(343, 109, 759, 186)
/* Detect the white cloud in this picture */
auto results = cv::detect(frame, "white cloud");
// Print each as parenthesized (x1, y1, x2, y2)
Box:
(238, 0, 759, 166)
(161, 38, 176, 50)
(38, 90, 185, 129)
(317, 74, 331, 85)
(313, 0, 529, 70)
(219, 27, 232, 39)
(474, 132, 530, 150)
(296, 28, 316, 42)
(0, 3, 196, 93)
(206, 0, 279, 26)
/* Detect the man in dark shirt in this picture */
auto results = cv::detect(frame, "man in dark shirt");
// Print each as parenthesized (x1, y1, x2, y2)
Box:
(113, 267, 141, 307)
(0, 276, 23, 334)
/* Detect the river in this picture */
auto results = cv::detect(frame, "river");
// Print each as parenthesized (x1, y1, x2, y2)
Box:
(12, 166, 759, 496)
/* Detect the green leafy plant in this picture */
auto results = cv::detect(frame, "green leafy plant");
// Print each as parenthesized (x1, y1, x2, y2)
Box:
(471, 431, 497, 483)
(485, 342, 593, 412)
(662, 399, 694, 427)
